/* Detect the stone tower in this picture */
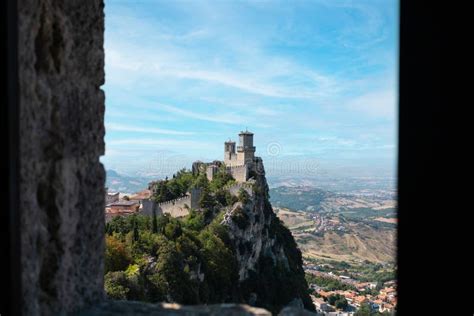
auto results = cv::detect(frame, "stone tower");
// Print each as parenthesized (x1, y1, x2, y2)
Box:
(224, 140, 237, 165)
(237, 130, 256, 164)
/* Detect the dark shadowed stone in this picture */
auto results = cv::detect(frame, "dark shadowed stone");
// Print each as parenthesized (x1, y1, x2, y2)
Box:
(19, 0, 105, 314)
(278, 307, 318, 316)
(76, 301, 272, 316)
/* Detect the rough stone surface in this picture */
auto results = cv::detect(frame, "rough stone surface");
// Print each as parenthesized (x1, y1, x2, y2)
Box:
(18, 0, 105, 314)
(278, 307, 318, 316)
(76, 301, 272, 316)
(221, 160, 314, 313)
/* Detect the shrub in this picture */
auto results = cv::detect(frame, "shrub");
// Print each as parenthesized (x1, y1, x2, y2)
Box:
(104, 271, 130, 300)
(238, 188, 250, 204)
(231, 206, 250, 230)
(105, 235, 132, 273)
(328, 294, 348, 310)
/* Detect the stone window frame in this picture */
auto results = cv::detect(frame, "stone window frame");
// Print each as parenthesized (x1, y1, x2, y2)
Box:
(1, 0, 440, 314)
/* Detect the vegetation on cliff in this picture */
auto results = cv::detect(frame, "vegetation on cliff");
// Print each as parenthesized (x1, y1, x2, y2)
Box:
(104, 167, 314, 313)
(105, 212, 239, 303)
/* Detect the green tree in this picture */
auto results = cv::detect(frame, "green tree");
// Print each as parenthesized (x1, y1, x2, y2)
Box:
(158, 180, 173, 202)
(104, 235, 132, 273)
(152, 209, 158, 233)
(183, 210, 205, 231)
(148, 238, 190, 303)
(193, 174, 209, 190)
(231, 206, 250, 230)
(199, 187, 215, 210)
(104, 271, 130, 299)
(335, 297, 348, 310)
(133, 219, 139, 242)
(209, 166, 234, 192)
(355, 302, 373, 316)
(106, 216, 130, 236)
(198, 228, 239, 302)
(238, 188, 250, 204)
(164, 221, 183, 240)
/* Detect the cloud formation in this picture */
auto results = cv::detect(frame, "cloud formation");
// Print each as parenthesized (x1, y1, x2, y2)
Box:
(101, 0, 398, 177)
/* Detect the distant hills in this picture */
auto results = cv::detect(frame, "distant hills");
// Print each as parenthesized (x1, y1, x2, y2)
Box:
(266, 174, 396, 193)
(270, 186, 397, 264)
(106, 168, 396, 196)
(105, 169, 397, 264)
(276, 207, 396, 264)
(105, 169, 154, 194)
(269, 186, 396, 213)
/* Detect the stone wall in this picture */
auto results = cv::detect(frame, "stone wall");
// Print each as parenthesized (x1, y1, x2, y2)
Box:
(190, 187, 202, 209)
(228, 164, 248, 182)
(18, 0, 105, 314)
(225, 182, 254, 197)
(139, 188, 202, 219)
(139, 199, 159, 216)
(157, 195, 192, 217)
(78, 301, 277, 316)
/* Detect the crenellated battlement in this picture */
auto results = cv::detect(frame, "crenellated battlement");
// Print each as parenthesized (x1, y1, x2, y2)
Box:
(223, 182, 254, 197)
(226, 164, 246, 170)
(139, 187, 202, 218)
(140, 131, 260, 219)
(156, 194, 190, 207)
(227, 164, 248, 183)
(224, 129, 255, 166)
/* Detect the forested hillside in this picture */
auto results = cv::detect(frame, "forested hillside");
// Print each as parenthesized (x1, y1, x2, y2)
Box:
(104, 167, 314, 314)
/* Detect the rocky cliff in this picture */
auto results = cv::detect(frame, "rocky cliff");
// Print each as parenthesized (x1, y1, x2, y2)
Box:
(222, 162, 314, 314)
(104, 164, 314, 314)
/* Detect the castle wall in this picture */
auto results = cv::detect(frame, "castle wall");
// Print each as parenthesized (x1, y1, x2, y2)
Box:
(224, 152, 238, 166)
(157, 195, 192, 218)
(190, 188, 202, 209)
(206, 165, 218, 181)
(225, 182, 254, 197)
(139, 199, 162, 216)
(138, 189, 201, 219)
(227, 164, 248, 183)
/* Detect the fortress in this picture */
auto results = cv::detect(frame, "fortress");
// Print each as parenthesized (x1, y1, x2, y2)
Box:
(124, 130, 261, 219)
(194, 129, 263, 183)
(224, 130, 256, 166)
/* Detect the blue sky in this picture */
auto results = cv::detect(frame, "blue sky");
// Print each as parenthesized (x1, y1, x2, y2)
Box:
(101, 0, 398, 179)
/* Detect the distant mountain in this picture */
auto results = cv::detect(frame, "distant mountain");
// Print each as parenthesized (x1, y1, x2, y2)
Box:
(275, 208, 396, 264)
(270, 186, 335, 212)
(106, 169, 120, 177)
(105, 169, 155, 194)
(270, 185, 397, 264)
(269, 186, 396, 212)
(266, 175, 396, 193)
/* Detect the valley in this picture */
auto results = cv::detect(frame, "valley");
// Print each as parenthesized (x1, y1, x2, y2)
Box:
(270, 186, 397, 264)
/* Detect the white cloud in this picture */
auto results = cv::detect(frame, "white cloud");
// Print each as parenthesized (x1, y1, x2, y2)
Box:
(106, 138, 216, 152)
(106, 123, 194, 135)
(102, 1, 398, 177)
(156, 103, 246, 125)
(104, 41, 340, 101)
(345, 89, 397, 119)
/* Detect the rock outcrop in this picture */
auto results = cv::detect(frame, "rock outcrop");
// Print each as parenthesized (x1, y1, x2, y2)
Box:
(77, 301, 272, 316)
(222, 161, 314, 314)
